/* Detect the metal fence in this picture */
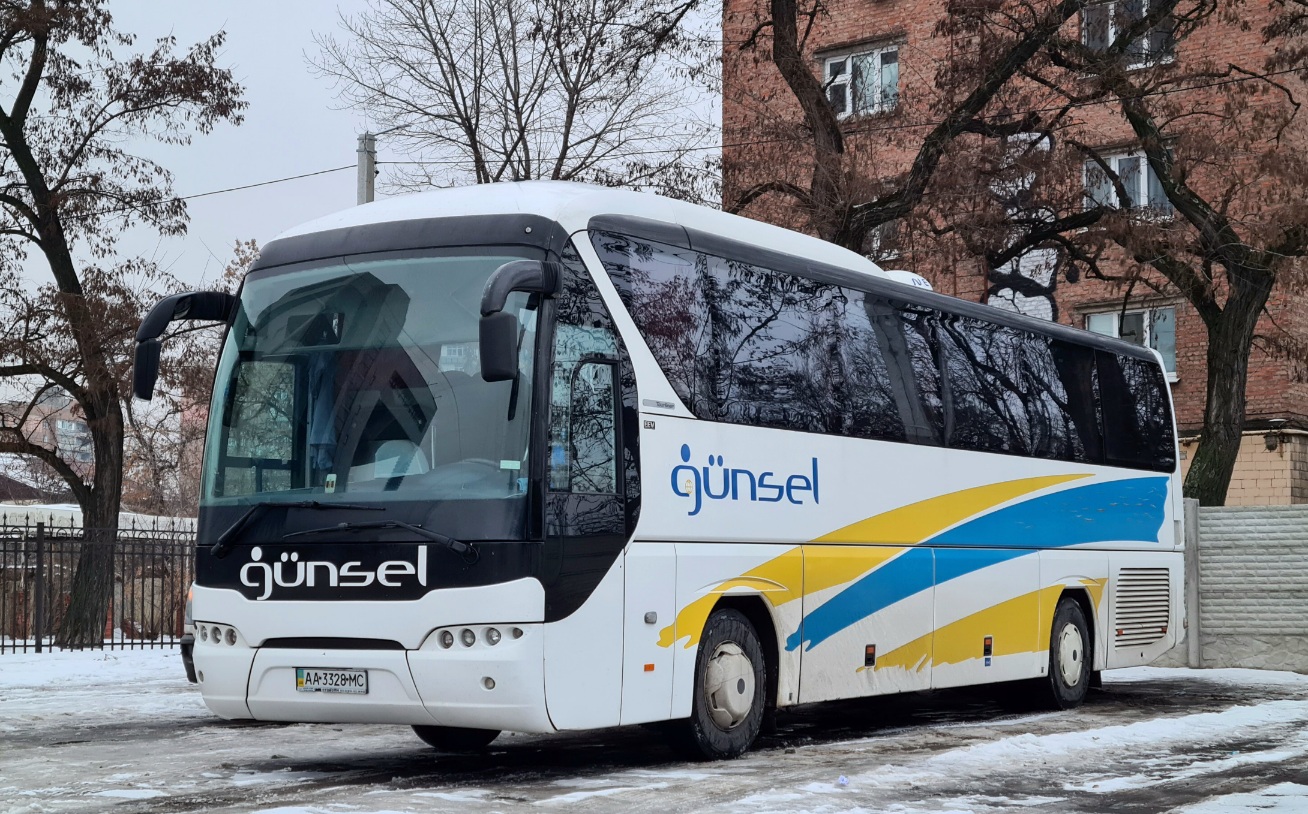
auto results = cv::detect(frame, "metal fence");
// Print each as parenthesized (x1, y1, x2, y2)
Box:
(0, 516, 196, 654)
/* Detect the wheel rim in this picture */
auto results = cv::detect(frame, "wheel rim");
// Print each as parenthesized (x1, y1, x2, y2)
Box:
(703, 641, 755, 730)
(1057, 622, 1085, 687)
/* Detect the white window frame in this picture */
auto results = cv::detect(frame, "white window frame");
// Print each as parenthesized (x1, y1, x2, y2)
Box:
(823, 45, 900, 119)
(1081, 0, 1176, 70)
(1085, 305, 1178, 381)
(1083, 148, 1173, 216)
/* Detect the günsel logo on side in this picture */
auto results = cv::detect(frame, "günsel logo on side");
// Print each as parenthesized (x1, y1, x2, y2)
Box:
(239, 545, 429, 601)
(670, 443, 820, 516)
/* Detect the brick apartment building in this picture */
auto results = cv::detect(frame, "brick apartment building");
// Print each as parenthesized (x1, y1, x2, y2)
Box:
(722, 0, 1308, 504)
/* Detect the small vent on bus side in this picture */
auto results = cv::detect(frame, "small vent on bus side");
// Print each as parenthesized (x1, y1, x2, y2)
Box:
(1113, 567, 1171, 648)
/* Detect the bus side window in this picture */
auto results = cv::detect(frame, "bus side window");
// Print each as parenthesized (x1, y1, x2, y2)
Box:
(566, 362, 619, 494)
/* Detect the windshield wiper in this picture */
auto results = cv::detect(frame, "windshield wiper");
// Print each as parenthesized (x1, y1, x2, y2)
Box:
(212, 501, 384, 559)
(283, 520, 478, 563)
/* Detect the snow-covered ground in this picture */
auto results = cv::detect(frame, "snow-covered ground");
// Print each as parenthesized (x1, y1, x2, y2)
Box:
(2, 650, 1306, 813)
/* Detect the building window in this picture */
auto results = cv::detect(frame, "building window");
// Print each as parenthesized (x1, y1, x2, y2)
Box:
(1084, 150, 1173, 214)
(1086, 306, 1176, 377)
(1082, 0, 1176, 68)
(824, 46, 899, 118)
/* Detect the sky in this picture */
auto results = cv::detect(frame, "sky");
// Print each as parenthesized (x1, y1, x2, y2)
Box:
(108, 1, 377, 288)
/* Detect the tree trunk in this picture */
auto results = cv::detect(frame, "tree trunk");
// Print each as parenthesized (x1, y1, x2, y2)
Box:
(1182, 274, 1271, 506)
(54, 392, 125, 648)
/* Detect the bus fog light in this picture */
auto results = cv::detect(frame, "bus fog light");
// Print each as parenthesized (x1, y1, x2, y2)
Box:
(460, 628, 476, 647)
(486, 627, 501, 645)
(483, 677, 495, 690)
(439, 630, 455, 649)
(225, 628, 237, 646)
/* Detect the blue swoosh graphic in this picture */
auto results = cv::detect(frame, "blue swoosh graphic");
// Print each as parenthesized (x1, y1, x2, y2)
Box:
(785, 547, 933, 652)
(929, 476, 1169, 548)
(788, 477, 1169, 652)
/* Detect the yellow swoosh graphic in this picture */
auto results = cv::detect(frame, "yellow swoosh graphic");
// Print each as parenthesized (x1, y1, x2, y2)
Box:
(659, 473, 1094, 651)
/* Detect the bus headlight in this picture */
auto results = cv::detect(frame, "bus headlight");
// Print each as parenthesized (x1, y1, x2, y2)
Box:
(460, 628, 476, 647)
(485, 627, 501, 646)
(439, 630, 455, 649)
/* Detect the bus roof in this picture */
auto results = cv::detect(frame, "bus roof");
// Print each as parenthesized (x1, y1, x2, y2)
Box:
(274, 180, 890, 283)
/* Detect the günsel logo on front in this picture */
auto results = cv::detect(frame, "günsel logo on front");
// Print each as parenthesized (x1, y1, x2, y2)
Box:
(671, 443, 819, 516)
(239, 545, 429, 600)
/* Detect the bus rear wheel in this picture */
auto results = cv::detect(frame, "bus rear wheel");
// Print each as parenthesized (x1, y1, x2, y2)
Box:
(412, 725, 500, 751)
(677, 608, 766, 760)
(1044, 596, 1091, 710)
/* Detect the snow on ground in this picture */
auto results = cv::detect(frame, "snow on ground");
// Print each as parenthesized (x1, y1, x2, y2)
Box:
(0, 648, 207, 735)
(2, 650, 1307, 813)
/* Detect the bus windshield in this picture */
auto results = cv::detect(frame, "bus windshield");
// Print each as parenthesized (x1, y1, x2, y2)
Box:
(200, 249, 539, 532)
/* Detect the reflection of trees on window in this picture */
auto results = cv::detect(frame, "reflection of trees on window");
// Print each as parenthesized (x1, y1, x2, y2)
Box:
(935, 316, 1104, 460)
(567, 363, 618, 494)
(549, 241, 626, 496)
(593, 228, 1174, 472)
(1100, 354, 1174, 470)
(595, 231, 936, 444)
(223, 361, 295, 494)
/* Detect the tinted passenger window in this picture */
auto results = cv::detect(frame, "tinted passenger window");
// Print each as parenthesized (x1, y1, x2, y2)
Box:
(1099, 352, 1176, 471)
(593, 231, 926, 444)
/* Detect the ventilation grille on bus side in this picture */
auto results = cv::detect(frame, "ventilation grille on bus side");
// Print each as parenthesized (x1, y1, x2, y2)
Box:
(1113, 567, 1171, 647)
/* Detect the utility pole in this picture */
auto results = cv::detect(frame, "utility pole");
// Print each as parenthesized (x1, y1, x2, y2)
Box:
(356, 132, 376, 205)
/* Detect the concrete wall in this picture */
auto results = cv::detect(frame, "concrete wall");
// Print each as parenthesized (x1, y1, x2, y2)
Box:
(1158, 501, 1308, 673)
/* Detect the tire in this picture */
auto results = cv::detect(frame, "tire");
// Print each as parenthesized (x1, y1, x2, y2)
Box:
(676, 608, 767, 760)
(411, 725, 500, 751)
(1044, 596, 1092, 710)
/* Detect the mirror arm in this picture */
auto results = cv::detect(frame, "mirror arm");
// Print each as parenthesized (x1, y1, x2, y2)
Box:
(133, 291, 238, 401)
(480, 260, 561, 316)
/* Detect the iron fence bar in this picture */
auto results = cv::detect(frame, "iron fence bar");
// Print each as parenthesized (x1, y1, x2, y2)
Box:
(34, 522, 45, 653)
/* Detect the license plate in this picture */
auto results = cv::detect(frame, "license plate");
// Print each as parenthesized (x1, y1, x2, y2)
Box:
(295, 667, 368, 694)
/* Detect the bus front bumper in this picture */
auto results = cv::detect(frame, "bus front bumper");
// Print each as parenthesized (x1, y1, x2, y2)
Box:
(193, 623, 553, 732)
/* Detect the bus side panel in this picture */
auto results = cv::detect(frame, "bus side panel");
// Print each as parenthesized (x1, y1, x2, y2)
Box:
(543, 556, 625, 730)
(797, 545, 934, 704)
(620, 542, 678, 725)
(1105, 550, 1184, 669)
(931, 549, 1041, 689)
(666, 543, 800, 720)
(1038, 550, 1112, 673)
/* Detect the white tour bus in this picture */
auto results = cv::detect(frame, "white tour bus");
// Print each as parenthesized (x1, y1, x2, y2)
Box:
(135, 182, 1181, 759)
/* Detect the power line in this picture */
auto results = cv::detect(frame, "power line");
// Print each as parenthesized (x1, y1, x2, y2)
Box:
(72, 165, 356, 222)
(58, 63, 1304, 217)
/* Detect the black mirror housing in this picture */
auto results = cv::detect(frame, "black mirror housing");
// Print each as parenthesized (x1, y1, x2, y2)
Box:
(132, 340, 163, 401)
(133, 290, 238, 401)
(480, 312, 520, 382)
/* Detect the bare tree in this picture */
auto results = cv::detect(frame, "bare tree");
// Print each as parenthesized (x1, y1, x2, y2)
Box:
(312, 0, 718, 198)
(726, 0, 1308, 504)
(122, 240, 259, 517)
(0, 1, 245, 644)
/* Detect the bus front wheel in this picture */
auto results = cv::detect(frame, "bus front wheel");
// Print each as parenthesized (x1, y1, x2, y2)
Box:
(1044, 596, 1091, 710)
(677, 608, 766, 760)
(412, 725, 500, 752)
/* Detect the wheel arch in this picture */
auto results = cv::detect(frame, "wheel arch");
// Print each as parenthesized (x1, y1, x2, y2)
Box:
(711, 594, 780, 713)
